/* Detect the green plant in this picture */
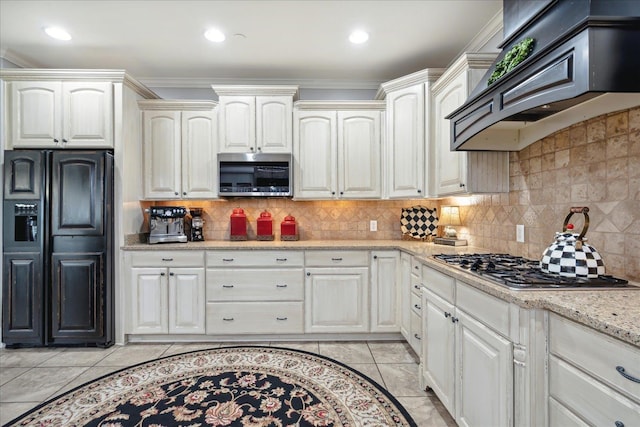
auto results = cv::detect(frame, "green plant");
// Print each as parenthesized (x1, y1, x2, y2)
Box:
(487, 37, 535, 86)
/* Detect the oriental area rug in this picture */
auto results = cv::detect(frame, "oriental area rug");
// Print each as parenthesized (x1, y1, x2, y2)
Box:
(7, 346, 417, 427)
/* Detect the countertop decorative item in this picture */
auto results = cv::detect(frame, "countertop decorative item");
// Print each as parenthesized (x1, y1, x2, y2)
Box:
(280, 214, 299, 241)
(487, 37, 535, 86)
(540, 206, 605, 278)
(230, 207, 247, 241)
(256, 210, 274, 241)
(434, 205, 467, 246)
(400, 206, 438, 242)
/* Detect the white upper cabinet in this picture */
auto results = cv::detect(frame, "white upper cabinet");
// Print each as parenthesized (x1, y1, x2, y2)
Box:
(212, 86, 298, 153)
(377, 69, 443, 199)
(294, 101, 383, 200)
(431, 53, 509, 196)
(8, 81, 113, 148)
(140, 100, 217, 199)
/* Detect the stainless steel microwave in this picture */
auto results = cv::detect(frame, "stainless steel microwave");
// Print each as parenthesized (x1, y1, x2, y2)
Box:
(218, 153, 292, 197)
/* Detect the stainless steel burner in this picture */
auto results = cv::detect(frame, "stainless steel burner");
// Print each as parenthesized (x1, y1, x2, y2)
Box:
(433, 254, 636, 290)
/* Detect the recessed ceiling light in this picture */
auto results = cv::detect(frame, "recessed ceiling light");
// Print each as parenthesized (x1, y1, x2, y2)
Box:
(44, 26, 71, 41)
(349, 30, 369, 44)
(205, 28, 226, 43)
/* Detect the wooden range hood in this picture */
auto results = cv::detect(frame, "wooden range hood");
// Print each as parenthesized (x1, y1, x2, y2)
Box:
(447, 0, 640, 151)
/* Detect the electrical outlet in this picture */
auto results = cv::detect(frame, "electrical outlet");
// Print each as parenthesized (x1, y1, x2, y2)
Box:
(370, 220, 377, 232)
(516, 224, 525, 242)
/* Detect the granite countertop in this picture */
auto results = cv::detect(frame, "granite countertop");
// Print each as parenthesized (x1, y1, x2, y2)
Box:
(122, 239, 640, 347)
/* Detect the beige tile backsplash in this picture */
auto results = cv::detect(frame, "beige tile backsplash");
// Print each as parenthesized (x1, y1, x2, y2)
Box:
(139, 105, 639, 281)
(444, 106, 640, 282)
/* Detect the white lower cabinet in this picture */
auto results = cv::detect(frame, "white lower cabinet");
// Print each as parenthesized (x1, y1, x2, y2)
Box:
(206, 250, 304, 335)
(399, 252, 412, 340)
(305, 250, 369, 333)
(422, 268, 514, 427)
(127, 252, 206, 335)
(548, 313, 640, 427)
(370, 251, 400, 333)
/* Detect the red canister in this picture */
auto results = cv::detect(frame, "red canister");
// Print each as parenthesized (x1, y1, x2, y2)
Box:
(280, 214, 299, 241)
(256, 210, 274, 241)
(230, 208, 247, 241)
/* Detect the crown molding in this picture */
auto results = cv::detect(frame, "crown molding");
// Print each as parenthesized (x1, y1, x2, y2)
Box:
(458, 9, 503, 55)
(138, 99, 217, 110)
(431, 52, 498, 93)
(294, 100, 386, 111)
(139, 76, 382, 91)
(375, 68, 446, 100)
(211, 85, 300, 98)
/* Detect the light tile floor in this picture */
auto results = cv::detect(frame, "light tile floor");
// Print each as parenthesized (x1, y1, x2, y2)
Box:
(0, 340, 456, 426)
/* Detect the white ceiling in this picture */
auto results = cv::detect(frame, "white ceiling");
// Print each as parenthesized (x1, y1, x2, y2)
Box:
(0, 0, 502, 89)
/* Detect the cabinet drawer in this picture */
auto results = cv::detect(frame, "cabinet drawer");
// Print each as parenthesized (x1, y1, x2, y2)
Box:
(548, 397, 589, 427)
(549, 356, 640, 427)
(207, 250, 304, 267)
(411, 292, 422, 316)
(422, 266, 455, 303)
(549, 313, 640, 400)
(206, 302, 303, 334)
(456, 280, 510, 337)
(410, 258, 423, 279)
(305, 250, 369, 267)
(129, 251, 205, 267)
(206, 269, 303, 301)
(409, 310, 422, 354)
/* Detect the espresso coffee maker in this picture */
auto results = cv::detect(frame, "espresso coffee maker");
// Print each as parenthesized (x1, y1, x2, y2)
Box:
(189, 208, 205, 241)
(147, 206, 188, 244)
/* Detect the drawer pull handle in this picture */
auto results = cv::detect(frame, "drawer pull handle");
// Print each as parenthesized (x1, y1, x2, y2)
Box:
(162, 258, 173, 261)
(223, 317, 234, 321)
(331, 257, 343, 261)
(276, 258, 287, 262)
(222, 258, 234, 262)
(414, 265, 419, 270)
(276, 284, 288, 288)
(444, 312, 451, 318)
(160, 272, 166, 276)
(414, 304, 421, 310)
(451, 317, 459, 323)
(413, 285, 420, 290)
(276, 317, 288, 321)
(414, 334, 421, 340)
(616, 366, 640, 383)
(615, 422, 624, 427)
(169, 272, 174, 276)
(222, 285, 234, 288)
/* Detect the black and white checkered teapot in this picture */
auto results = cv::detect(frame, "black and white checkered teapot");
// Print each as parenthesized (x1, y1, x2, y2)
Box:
(540, 207, 605, 278)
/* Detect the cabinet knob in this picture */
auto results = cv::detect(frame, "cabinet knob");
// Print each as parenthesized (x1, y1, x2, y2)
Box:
(306, 272, 311, 276)
(417, 189, 421, 193)
(451, 317, 459, 323)
(331, 191, 336, 195)
(414, 334, 422, 340)
(340, 191, 344, 195)
(373, 255, 378, 260)
(183, 192, 187, 196)
(53, 139, 59, 143)
(459, 183, 466, 188)
(257, 147, 262, 151)
(250, 147, 255, 151)
(174, 192, 179, 195)
(169, 272, 174, 276)
(413, 285, 420, 290)
(444, 312, 451, 318)
(615, 422, 625, 427)
(414, 304, 421, 310)
(62, 138, 68, 143)
(160, 272, 166, 276)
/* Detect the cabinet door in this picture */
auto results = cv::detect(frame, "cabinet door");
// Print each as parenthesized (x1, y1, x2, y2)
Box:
(370, 251, 400, 333)
(50, 253, 104, 342)
(338, 111, 381, 198)
(294, 110, 337, 199)
(3, 150, 42, 199)
(399, 253, 412, 340)
(218, 96, 255, 152)
(143, 111, 181, 199)
(9, 81, 62, 148)
(456, 309, 513, 427)
(62, 82, 113, 148)
(181, 110, 217, 198)
(304, 267, 368, 333)
(129, 267, 168, 334)
(386, 85, 424, 198)
(256, 96, 292, 152)
(2, 253, 43, 345)
(169, 268, 205, 334)
(434, 71, 468, 196)
(422, 288, 456, 415)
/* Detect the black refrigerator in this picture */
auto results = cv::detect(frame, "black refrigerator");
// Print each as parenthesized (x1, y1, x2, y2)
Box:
(2, 150, 114, 347)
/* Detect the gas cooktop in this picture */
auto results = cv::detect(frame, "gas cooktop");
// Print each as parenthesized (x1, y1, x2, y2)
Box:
(433, 254, 636, 290)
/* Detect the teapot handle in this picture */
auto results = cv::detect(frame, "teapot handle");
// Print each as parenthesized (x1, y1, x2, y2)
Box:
(563, 207, 590, 240)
